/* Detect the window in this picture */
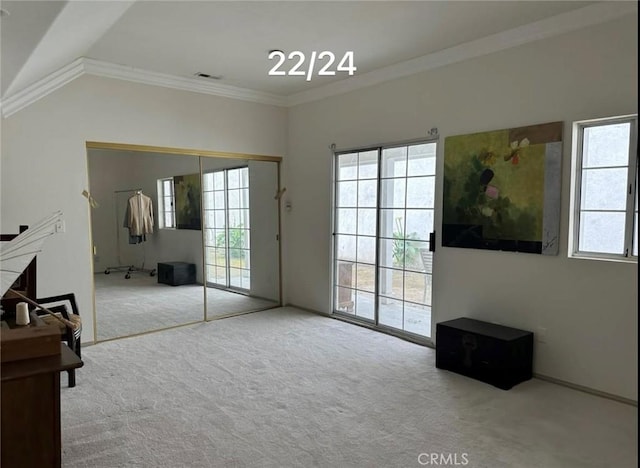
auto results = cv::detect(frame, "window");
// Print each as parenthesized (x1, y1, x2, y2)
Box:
(203, 167, 251, 291)
(571, 115, 637, 260)
(158, 177, 175, 228)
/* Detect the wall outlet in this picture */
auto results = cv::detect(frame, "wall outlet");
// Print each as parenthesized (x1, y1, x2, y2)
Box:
(536, 327, 548, 344)
(55, 220, 65, 233)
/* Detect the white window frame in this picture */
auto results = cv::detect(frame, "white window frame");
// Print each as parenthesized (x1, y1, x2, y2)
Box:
(569, 114, 638, 261)
(157, 177, 176, 229)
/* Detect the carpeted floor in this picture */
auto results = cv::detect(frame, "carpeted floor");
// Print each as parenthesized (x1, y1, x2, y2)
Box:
(94, 273, 278, 340)
(62, 307, 637, 468)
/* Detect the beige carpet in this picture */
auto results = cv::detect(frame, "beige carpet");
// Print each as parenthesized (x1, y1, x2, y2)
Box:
(94, 273, 278, 340)
(62, 307, 637, 467)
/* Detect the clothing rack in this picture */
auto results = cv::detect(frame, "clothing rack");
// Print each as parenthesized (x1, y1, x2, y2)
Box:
(104, 188, 156, 279)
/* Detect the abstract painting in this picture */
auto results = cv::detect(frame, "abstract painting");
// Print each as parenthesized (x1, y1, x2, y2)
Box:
(442, 121, 562, 255)
(174, 173, 202, 230)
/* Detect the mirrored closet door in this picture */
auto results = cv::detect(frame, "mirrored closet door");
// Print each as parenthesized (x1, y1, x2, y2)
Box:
(87, 144, 281, 342)
(201, 157, 280, 317)
(88, 148, 205, 341)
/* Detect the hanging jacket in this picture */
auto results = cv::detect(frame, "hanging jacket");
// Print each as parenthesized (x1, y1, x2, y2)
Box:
(123, 192, 154, 238)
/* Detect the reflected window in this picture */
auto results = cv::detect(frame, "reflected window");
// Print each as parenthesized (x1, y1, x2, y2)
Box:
(203, 167, 251, 291)
(158, 177, 175, 228)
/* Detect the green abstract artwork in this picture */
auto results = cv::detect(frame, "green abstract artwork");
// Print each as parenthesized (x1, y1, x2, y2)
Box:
(174, 173, 202, 230)
(442, 121, 562, 255)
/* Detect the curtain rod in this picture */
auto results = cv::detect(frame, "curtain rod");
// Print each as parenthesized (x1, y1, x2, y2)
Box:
(330, 131, 439, 155)
(113, 188, 142, 194)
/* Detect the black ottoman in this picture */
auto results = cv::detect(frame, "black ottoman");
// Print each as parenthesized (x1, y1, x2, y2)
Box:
(157, 262, 196, 286)
(436, 317, 533, 390)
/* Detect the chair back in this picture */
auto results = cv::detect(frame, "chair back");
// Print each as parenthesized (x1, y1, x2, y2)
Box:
(420, 248, 433, 274)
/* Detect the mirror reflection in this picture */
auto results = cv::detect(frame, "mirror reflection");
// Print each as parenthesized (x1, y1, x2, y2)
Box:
(87, 147, 281, 342)
(201, 158, 280, 316)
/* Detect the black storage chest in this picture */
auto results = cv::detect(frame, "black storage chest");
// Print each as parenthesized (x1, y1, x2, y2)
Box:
(436, 317, 533, 390)
(157, 262, 196, 286)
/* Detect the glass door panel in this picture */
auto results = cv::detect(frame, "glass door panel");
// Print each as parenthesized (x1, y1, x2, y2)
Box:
(333, 141, 436, 339)
(377, 143, 435, 337)
(202, 159, 280, 319)
(333, 151, 378, 320)
(203, 169, 227, 288)
(203, 167, 250, 292)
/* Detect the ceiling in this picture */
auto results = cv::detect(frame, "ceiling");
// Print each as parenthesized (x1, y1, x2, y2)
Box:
(0, 1, 632, 106)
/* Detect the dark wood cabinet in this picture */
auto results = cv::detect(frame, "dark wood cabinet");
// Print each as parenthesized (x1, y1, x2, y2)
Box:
(157, 262, 197, 286)
(2, 368, 61, 466)
(1, 336, 83, 468)
(436, 317, 533, 390)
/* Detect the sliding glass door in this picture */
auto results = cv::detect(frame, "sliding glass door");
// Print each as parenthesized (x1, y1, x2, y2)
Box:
(333, 142, 436, 339)
(334, 150, 378, 320)
(203, 167, 251, 292)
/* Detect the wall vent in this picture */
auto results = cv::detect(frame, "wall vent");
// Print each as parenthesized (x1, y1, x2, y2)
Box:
(194, 72, 222, 80)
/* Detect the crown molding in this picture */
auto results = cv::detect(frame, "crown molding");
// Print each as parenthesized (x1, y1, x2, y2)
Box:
(81, 58, 286, 107)
(1, 1, 636, 118)
(3, 0, 135, 98)
(1, 57, 287, 118)
(0, 58, 85, 118)
(286, 1, 638, 107)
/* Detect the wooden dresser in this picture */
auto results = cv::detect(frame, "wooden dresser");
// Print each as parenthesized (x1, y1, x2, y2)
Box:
(1, 316, 83, 468)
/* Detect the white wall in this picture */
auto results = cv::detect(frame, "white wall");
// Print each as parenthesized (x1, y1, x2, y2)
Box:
(87, 150, 137, 270)
(284, 17, 638, 400)
(0, 74, 287, 343)
(247, 160, 280, 301)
